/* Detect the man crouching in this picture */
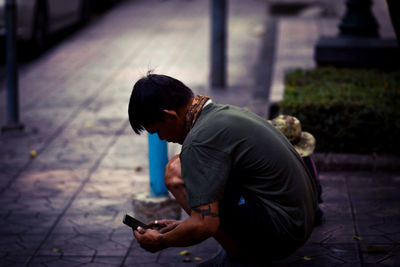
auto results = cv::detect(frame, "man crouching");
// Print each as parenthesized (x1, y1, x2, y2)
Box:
(128, 73, 318, 266)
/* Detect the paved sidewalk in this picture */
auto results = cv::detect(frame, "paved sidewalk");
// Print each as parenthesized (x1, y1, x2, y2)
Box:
(0, 0, 399, 266)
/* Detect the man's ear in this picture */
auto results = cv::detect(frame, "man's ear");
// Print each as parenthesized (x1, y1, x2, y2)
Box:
(162, 109, 178, 120)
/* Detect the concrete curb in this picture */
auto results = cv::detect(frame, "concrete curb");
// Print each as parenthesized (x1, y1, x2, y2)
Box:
(313, 152, 400, 171)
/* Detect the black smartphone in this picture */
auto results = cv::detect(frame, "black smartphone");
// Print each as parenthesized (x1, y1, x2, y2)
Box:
(123, 214, 148, 229)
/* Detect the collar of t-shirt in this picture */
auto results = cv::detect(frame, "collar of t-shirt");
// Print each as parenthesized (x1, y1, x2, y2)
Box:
(203, 99, 213, 108)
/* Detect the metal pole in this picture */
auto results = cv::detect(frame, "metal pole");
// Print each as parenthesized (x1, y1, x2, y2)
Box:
(210, 0, 227, 88)
(3, 0, 23, 131)
(339, 0, 379, 37)
(147, 133, 169, 197)
(386, 0, 400, 47)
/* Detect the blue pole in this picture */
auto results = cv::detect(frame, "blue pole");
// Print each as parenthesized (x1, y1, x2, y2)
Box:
(210, 0, 227, 88)
(147, 133, 169, 197)
(6, 0, 19, 124)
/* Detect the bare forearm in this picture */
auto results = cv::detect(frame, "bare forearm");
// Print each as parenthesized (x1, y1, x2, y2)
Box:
(134, 202, 220, 252)
(160, 216, 215, 247)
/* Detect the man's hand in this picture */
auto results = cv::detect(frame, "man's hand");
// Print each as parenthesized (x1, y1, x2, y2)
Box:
(133, 227, 164, 253)
(147, 219, 182, 233)
(132, 202, 220, 252)
(133, 220, 182, 253)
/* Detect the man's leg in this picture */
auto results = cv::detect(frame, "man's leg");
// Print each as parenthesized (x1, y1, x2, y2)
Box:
(164, 155, 243, 257)
(164, 154, 191, 215)
(214, 229, 243, 259)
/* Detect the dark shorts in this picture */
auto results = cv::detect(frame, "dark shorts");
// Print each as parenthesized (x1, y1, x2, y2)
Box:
(219, 182, 298, 261)
(303, 156, 323, 203)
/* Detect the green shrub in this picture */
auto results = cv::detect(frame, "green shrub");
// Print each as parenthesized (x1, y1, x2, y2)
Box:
(279, 67, 400, 155)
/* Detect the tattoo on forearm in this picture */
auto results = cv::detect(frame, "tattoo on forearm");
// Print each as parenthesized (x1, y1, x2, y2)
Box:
(192, 204, 219, 220)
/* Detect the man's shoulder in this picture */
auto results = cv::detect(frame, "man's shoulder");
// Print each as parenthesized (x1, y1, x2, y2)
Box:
(188, 104, 239, 138)
(199, 103, 260, 125)
(183, 103, 271, 150)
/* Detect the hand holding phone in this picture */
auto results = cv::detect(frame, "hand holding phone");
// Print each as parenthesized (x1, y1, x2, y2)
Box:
(123, 214, 148, 230)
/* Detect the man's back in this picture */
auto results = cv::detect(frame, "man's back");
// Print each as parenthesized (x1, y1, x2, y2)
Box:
(181, 103, 317, 252)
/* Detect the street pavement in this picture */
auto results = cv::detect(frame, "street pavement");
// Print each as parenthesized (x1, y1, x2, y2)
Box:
(0, 0, 399, 266)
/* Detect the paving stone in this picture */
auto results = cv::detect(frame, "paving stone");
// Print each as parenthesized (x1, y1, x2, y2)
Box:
(123, 241, 159, 265)
(157, 238, 220, 266)
(310, 222, 354, 244)
(0, 256, 32, 267)
(30, 256, 93, 267)
(377, 246, 400, 266)
(0, 212, 56, 235)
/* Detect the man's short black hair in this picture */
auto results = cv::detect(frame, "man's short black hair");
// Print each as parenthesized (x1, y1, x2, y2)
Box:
(128, 73, 194, 134)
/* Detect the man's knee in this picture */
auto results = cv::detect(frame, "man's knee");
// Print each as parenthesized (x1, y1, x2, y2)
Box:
(165, 155, 184, 190)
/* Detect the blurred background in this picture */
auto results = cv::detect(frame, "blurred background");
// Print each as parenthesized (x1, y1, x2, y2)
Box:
(0, 0, 399, 266)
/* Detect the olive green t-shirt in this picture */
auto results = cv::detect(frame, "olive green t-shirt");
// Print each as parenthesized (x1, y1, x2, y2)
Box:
(180, 103, 317, 243)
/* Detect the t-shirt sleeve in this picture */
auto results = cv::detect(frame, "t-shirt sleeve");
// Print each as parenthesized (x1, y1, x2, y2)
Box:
(180, 144, 231, 208)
